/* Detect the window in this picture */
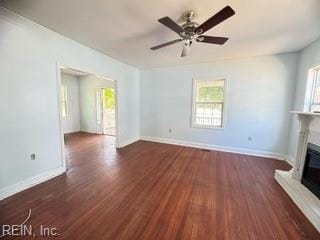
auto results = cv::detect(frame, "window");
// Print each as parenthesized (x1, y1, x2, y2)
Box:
(61, 85, 68, 118)
(192, 79, 226, 128)
(309, 66, 320, 112)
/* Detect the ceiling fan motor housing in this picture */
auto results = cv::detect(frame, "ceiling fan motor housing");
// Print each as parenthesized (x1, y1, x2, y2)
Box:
(181, 21, 199, 38)
(181, 10, 199, 38)
(182, 10, 196, 22)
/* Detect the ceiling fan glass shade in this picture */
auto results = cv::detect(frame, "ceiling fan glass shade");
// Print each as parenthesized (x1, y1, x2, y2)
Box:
(158, 17, 184, 35)
(195, 6, 235, 34)
(181, 42, 191, 57)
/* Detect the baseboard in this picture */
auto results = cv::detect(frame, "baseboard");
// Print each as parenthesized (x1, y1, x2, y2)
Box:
(0, 166, 66, 200)
(140, 136, 286, 160)
(118, 137, 140, 148)
(64, 129, 81, 134)
(284, 155, 295, 167)
(80, 129, 96, 134)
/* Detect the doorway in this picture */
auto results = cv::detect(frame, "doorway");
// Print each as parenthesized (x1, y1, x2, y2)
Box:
(57, 65, 119, 169)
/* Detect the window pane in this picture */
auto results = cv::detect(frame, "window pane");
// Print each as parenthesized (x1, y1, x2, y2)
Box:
(193, 79, 225, 128)
(195, 102, 223, 127)
(310, 68, 320, 112)
(313, 69, 320, 104)
(311, 104, 320, 112)
(196, 79, 224, 102)
(104, 88, 115, 109)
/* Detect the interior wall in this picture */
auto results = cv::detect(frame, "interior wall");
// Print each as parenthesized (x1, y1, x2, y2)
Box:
(61, 73, 81, 134)
(140, 53, 299, 156)
(78, 75, 114, 133)
(0, 7, 140, 191)
(287, 39, 320, 160)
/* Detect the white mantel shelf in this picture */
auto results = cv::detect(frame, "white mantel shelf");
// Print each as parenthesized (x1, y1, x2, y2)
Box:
(274, 110, 320, 232)
(290, 111, 320, 117)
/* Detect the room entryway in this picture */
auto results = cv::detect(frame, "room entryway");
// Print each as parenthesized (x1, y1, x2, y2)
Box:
(58, 66, 119, 169)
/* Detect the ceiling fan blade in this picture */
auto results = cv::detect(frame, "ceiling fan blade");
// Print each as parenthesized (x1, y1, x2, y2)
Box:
(197, 36, 229, 45)
(181, 42, 191, 57)
(158, 17, 184, 35)
(195, 6, 235, 34)
(150, 39, 182, 50)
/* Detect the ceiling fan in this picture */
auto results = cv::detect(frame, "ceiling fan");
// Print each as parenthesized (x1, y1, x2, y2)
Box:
(150, 6, 235, 57)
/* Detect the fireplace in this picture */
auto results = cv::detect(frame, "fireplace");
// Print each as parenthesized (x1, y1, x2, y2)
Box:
(275, 111, 320, 232)
(302, 143, 320, 199)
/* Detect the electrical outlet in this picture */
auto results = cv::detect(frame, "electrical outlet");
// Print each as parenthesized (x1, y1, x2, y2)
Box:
(31, 153, 36, 160)
(169, 129, 172, 133)
(248, 136, 252, 141)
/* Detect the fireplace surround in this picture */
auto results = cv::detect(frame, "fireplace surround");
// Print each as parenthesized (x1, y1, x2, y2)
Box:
(275, 111, 320, 232)
(302, 143, 320, 199)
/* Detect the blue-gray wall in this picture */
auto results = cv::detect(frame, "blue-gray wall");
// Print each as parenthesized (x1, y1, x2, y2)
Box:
(140, 54, 299, 156)
(0, 7, 140, 190)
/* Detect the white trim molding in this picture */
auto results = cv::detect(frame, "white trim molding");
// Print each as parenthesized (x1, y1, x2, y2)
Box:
(140, 136, 285, 160)
(0, 167, 65, 201)
(80, 128, 97, 134)
(118, 137, 140, 148)
(284, 155, 295, 167)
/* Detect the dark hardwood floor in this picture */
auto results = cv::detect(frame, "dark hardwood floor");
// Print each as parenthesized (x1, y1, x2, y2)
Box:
(1, 132, 319, 239)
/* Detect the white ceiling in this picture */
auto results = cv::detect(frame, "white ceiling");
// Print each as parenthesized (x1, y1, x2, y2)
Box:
(1, 0, 320, 69)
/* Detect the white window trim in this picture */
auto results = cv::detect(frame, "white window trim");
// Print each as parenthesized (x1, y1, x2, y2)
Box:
(304, 65, 320, 112)
(310, 66, 320, 111)
(191, 77, 227, 130)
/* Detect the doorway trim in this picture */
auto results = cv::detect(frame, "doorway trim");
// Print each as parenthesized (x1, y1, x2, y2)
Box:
(56, 62, 120, 170)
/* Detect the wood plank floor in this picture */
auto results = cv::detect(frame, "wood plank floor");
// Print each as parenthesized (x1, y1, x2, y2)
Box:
(1, 132, 319, 239)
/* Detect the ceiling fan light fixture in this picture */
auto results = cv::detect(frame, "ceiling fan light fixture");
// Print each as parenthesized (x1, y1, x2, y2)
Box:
(185, 39, 192, 46)
(150, 5, 235, 57)
(181, 39, 192, 57)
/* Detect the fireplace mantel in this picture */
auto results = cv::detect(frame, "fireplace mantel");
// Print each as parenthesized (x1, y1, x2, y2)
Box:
(288, 111, 320, 180)
(289, 111, 320, 117)
(275, 111, 320, 232)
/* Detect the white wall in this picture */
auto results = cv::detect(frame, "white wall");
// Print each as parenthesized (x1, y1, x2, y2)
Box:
(61, 73, 81, 134)
(140, 53, 299, 156)
(287, 39, 320, 160)
(78, 75, 114, 133)
(0, 7, 139, 191)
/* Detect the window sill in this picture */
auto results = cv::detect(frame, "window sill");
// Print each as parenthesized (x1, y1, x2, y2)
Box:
(191, 124, 224, 130)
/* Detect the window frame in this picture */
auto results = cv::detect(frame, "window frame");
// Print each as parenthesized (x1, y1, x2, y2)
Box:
(191, 77, 227, 129)
(309, 66, 320, 112)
